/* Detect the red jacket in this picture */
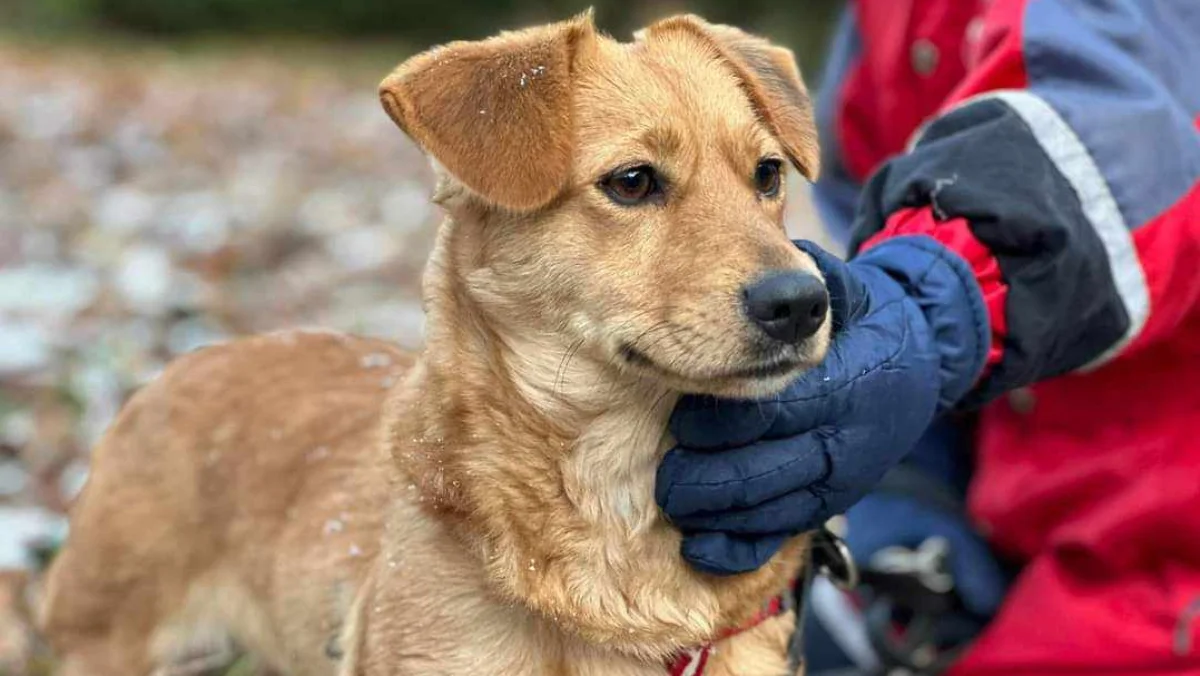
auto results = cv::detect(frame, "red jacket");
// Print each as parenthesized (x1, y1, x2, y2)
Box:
(813, 0, 1200, 673)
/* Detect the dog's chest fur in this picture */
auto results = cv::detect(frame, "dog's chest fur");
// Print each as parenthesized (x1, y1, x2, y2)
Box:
(330, 300, 804, 673)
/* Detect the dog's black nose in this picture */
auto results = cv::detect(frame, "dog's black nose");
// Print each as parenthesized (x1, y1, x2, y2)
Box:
(742, 270, 829, 344)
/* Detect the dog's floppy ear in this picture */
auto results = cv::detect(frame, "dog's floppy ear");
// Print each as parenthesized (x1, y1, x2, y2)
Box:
(379, 13, 594, 211)
(643, 16, 820, 180)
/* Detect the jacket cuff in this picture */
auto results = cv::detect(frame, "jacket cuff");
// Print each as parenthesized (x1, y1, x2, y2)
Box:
(863, 206, 1007, 378)
(854, 225, 994, 410)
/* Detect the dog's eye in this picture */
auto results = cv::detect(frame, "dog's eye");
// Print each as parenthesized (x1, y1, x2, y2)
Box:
(600, 165, 660, 206)
(754, 159, 783, 198)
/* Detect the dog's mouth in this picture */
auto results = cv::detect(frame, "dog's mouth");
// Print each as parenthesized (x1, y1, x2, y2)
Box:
(617, 342, 804, 383)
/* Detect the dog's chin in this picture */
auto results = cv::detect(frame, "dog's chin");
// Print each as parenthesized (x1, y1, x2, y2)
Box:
(706, 367, 809, 399)
(615, 342, 819, 399)
(687, 362, 815, 399)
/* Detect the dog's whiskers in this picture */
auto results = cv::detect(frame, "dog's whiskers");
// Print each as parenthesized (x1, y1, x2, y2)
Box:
(553, 337, 588, 397)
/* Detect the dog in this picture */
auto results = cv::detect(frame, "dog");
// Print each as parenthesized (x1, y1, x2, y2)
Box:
(39, 12, 831, 676)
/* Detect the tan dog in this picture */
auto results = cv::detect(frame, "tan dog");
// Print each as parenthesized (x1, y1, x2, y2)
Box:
(39, 12, 831, 676)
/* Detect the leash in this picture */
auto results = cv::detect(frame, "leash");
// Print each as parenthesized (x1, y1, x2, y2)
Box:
(667, 528, 859, 676)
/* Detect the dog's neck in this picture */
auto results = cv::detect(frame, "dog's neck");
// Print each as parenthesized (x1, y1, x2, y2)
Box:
(381, 212, 800, 660)
(401, 214, 678, 526)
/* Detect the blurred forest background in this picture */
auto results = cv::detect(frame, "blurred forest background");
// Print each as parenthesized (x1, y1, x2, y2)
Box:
(2, 0, 839, 63)
(0, 1, 839, 673)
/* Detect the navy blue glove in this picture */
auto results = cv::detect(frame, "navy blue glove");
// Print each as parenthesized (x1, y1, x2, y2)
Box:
(656, 237, 991, 576)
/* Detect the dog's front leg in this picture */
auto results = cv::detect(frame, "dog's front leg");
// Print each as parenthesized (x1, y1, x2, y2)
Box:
(336, 560, 554, 676)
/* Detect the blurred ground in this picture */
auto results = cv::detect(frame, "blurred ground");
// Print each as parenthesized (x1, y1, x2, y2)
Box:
(0, 38, 437, 674)
(0, 34, 833, 675)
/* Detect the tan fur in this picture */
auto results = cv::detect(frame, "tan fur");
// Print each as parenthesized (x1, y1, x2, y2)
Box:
(641, 16, 820, 181)
(0, 571, 34, 674)
(40, 13, 827, 676)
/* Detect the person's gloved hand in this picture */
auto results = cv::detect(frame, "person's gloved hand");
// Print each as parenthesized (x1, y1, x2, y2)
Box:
(656, 237, 991, 576)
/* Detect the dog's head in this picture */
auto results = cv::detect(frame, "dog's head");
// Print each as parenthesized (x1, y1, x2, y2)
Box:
(381, 12, 829, 398)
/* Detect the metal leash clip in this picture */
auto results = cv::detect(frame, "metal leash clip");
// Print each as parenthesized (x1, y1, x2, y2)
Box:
(810, 527, 859, 590)
(870, 536, 955, 596)
(861, 536, 977, 675)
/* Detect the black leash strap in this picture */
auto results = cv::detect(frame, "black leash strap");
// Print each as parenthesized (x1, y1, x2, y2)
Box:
(790, 527, 859, 671)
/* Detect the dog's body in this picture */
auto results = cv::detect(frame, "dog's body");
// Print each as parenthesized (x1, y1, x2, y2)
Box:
(41, 13, 829, 676)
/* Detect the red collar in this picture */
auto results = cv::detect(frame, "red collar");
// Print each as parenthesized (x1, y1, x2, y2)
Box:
(664, 595, 786, 676)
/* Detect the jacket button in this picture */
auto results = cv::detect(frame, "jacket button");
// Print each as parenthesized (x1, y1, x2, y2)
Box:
(966, 17, 986, 46)
(911, 39, 940, 77)
(1008, 387, 1036, 415)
